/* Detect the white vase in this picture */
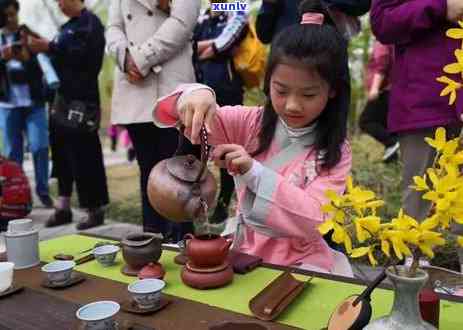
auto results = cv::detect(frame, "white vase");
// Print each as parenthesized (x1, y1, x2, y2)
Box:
(364, 266, 436, 330)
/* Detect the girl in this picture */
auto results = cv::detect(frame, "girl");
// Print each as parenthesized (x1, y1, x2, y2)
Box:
(154, 0, 353, 277)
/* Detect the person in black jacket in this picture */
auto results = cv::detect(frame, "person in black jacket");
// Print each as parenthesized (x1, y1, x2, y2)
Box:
(256, 0, 370, 44)
(0, 0, 53, 208)
(28, 0, 109, 230)
(192, 6, 248, 223)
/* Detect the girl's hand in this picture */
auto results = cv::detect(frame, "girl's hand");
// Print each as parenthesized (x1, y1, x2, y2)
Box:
(447, 0, 463, 22)
(178, 89, 216, 144)
(212, 144, 253, 175)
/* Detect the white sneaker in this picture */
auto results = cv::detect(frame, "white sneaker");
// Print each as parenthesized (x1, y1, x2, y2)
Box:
(383, 142, 400, 161)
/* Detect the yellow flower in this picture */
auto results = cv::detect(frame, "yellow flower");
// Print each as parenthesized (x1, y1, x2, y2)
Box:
(421, 215, 440, 230)
(447, 20, 463, 41)
(350, 246, 378, 266)
(436, 76, 462, 105)
(318, 218, 334, 235)
(415, 229, 446, 259)
(325, 189, 345, 207)
(379, 230, 412, 260)
(331, 222, 352, 254)
(424, 127, 447, 151)
(438, 138, 463, 169)
(422, 168, 461, 212)
(458, 236, 463, 247)
(444, 49, 463, 76)
(354, 216, 381, 242)
(391, 209, 419, 230)
(321, 203, 346, 223)
(412, 174, 429, 191)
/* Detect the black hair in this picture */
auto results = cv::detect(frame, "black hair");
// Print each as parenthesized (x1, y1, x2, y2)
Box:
(0, 0, 19, 29)
(253, 0, 350, 171)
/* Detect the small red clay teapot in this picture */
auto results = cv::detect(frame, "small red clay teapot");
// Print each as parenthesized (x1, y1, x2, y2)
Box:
(147, 126, 217, 222)
(184, 233, 232, 268)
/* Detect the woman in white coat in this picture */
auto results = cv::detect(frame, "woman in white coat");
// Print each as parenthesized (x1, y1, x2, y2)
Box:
(106, 0, 201, 242)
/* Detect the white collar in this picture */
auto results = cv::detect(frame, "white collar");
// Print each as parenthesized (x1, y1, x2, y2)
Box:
(279, 118, 317, 140)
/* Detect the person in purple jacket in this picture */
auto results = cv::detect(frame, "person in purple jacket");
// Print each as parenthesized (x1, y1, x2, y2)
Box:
(370, 0, 463, 223)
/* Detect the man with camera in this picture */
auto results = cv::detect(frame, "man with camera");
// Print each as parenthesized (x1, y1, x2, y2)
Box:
(0, 0, 53, 209)
(27, 0, 109, 230)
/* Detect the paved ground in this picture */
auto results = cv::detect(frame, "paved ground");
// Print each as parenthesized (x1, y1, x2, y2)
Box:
(0, 147, 142, 255)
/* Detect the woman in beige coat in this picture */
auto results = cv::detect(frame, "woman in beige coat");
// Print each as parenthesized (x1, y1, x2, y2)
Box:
(106, 0, 201, 242)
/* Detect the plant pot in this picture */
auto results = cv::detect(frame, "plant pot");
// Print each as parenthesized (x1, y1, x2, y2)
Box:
(364, 266, 436, 330)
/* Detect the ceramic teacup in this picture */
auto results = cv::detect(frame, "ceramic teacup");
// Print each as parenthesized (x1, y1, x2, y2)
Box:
(76, 301, 120, 330)
(93, 245, 120, 267)
(127, 278, 165, 309)
(41, 260, 75, 284)
(0, 262, 14, 292)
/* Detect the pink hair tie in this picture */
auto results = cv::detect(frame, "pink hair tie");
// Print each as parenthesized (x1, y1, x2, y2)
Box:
(301, 12, 324, 25)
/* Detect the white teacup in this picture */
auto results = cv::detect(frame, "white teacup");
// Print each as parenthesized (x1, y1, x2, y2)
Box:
(76, 301, 120, 330)
(128, 279, 165, 309)
(0, 262, 14, 292)
(93, 245, 119, 267)
(41, 260, 75, 284)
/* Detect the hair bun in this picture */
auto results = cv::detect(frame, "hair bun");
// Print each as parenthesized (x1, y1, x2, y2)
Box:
(299, 0, 334, 26)
(298, 0, 328, 18)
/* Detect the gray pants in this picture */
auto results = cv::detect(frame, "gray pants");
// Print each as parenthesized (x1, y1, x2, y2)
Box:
(399, 125, 463, 266)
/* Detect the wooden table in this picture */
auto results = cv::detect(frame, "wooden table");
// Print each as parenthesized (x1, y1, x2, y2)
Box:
(4, 266, 294, 330)
(2, 233, 462, 330)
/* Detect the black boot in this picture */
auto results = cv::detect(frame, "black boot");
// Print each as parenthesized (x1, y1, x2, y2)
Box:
(45, 209, 73, 227)
(76, 208, 105, 230)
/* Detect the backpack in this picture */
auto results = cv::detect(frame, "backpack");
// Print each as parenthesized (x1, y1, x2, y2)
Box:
(0, 156, 32, 221)
(233, 22, 267, 89)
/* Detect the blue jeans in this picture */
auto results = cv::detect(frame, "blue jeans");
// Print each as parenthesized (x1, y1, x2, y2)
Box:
(0, 105, 50, 197)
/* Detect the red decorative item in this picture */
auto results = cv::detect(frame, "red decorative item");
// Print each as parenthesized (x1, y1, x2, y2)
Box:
(419, 288, 440, 328)
(0, 156, 32, 222)
(138, 262, 165, 280)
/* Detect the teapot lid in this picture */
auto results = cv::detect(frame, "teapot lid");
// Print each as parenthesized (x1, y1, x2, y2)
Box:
(138, 262, 165, 280)
(166, 155, 207, 183)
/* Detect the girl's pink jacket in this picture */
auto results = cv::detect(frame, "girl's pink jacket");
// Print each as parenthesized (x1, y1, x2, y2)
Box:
(153, 85, 352, 271)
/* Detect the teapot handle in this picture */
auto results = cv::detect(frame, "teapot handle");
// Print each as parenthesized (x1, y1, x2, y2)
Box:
(183, 233, 195, 241)
(194, 126, 210, 183)
(174, 125, 187, 157)
(220, 238, 233, 253)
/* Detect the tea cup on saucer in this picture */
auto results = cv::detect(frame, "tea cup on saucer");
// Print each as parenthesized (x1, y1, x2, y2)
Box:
(93, 245, 120, 267)
(41, 260, 75, 285)
(128, 278, 165, 309)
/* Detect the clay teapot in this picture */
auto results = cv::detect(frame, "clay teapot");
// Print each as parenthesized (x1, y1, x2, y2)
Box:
(185, 233, 232, 268)
(121, 233, 163, 272)
(147, 126, 217, 222)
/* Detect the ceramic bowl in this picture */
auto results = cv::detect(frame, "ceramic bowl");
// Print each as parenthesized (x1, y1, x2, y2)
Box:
(93, 245, 120, 267)
(76, 301, 120, 330)
(41, 260, 75, 284)
(0, 262, 14, 292)
(127, 278, 165, 309)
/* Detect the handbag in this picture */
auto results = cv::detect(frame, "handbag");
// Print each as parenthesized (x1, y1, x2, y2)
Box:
(51, 94, 100, 133)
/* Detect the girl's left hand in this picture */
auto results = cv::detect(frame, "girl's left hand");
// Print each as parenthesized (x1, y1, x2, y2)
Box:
(212, 144, 253, 175)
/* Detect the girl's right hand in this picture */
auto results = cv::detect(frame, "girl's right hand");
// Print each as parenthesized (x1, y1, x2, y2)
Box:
(447, 0, 463, 22)
(178, 89, 216, 144)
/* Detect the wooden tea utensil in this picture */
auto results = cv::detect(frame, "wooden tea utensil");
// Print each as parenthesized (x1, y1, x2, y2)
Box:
(327, 269, 387, 330)
(249, 271, 311, 321)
